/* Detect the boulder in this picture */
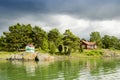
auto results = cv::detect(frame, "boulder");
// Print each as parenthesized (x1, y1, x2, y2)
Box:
(22, 53, 37, 60)
(36, 54, 54, 61)
(7, 52, 54, 61)
(7, 54, 23, 60)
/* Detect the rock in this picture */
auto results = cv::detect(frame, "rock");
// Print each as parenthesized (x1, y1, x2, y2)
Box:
(103, 49, 120, 57)
(22, 53, 37, 60)
(7, 52, 54, 61)
(7, 54, 23, 60)
(36, 54, 54, 61)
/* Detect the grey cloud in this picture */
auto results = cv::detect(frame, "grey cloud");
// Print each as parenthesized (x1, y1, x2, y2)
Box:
(0, 0, 120, 20)
(1, 0, 120, 37)
(41, 0, 120, 20)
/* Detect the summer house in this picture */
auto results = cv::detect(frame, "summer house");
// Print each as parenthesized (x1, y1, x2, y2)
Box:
(80, 40, 97, 49)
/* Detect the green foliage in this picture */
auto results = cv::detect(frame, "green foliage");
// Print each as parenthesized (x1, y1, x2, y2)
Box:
(66, 48, 71, 56)
(64, 46, 68, 55)
(102, 35, 111, 48)
(90, 32, 102, 48)
(49, 42, 56, 54)
(84, 50, 103, 56)
(48, 28, 62, 47)
(58, 44, 63, 53)
(41, 39, 48, 51)
(1, 23, 120, 55)
(63, 29, 80, 52)
(79, 46, 83, 53)
(0, 23, 48, 51)
(32, 26, 48, 48)
(0, 36, 6, 51)
(102, 35, 120, 49)
(1, 23, 33, 51)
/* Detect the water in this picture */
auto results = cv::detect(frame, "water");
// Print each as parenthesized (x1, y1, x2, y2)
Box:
(0, 57, 120, 80)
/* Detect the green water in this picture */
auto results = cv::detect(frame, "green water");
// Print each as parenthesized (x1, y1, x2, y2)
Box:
(0, 57, 120, 80)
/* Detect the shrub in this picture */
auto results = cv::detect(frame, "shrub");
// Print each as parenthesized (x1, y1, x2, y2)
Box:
(85, 50, 103, 56)
(58, 44, 63, 53)
(49, 42, 56, 54)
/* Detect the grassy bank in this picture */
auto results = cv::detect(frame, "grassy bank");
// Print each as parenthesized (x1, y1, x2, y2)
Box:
(0, 51, 23, 59)
(0, 49, 120, 59)
(70, 49, 103, 58)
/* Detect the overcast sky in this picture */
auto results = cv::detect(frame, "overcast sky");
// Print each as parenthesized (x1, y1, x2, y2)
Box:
(0, 0, 120, 39)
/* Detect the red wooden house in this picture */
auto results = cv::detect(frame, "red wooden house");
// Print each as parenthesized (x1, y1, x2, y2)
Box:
(80, 40, 97, 49)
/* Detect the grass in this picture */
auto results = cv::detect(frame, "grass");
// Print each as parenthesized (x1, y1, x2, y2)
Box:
(0, 49, 120, 59)
(70, 50, 103, 58)
(0, 51, 22, 59)
(0, 51, 12, 59)
(83, 49, 103, 56)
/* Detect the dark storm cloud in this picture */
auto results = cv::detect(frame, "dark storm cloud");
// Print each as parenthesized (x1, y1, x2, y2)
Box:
(1, 0, 120, 37)
(0, 0, 120, 19)
(0, 0, 42, 18)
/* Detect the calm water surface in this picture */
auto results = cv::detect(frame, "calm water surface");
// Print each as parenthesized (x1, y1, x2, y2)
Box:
(0, 57, 120, 80)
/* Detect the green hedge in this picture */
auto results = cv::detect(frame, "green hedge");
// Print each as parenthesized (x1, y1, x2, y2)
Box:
(84, 50, 103, 56)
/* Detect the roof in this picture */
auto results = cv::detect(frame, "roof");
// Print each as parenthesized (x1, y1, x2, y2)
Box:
(81, 40, 96, 45)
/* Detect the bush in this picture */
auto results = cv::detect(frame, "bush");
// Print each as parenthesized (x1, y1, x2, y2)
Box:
(41, 39, 49, 51)
(85, 50, 103, 56)
(79, 47, 83, 53)
(66, 48, 71, 56)
(58, 44, 63, 53)
(49, 42, 56, 54)
(64, 46, 68, 55)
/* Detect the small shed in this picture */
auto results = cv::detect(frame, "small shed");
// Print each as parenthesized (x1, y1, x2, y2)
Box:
(80, 40, 97, 49)
(25, 43, 35, 53)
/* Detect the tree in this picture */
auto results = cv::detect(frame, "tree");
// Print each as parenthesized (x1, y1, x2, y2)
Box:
(49, 42, 56, 54)
(0, 36, 7, 51)
(41, 39, 48, 51)
(32, 26, 48, 49)
(102, 35, 120, 49)
(116, 39, 120, 50)
(102, 35, 111, 49)
(90, 32, 102, 48)
(58, 44, 63, 53)
(110, 36, 119, 49)
(63, 29, 80, 52)
(48, 28, 62, 47)
(1, 23, 33, 51)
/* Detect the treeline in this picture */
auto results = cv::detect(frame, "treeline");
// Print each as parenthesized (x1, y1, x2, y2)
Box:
(89, 32, 120, 50)
(0, 23, 80, 54)
(0, 23, 120, 54)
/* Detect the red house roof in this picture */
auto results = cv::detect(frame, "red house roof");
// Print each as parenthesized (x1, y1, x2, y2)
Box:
(81, 40, 96, 45)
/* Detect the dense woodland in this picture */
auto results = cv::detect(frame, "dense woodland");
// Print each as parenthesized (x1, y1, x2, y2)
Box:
(0, 23, 120, 54)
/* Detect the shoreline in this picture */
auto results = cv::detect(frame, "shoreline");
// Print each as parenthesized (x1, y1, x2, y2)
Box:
(0, 49, 120, 60)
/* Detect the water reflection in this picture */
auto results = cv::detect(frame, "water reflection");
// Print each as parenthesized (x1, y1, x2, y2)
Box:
(9, 60, 55, 77)
(0, 58, 120, 80)
(24, 61, 37, 76)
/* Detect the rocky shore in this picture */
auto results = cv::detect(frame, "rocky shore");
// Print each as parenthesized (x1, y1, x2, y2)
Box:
(102, 49, 120, 57)
(6, 52, 55, 61)
(1, 49, 120, 61)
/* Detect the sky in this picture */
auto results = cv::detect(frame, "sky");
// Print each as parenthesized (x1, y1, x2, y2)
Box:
(0, 0, 120, 39)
